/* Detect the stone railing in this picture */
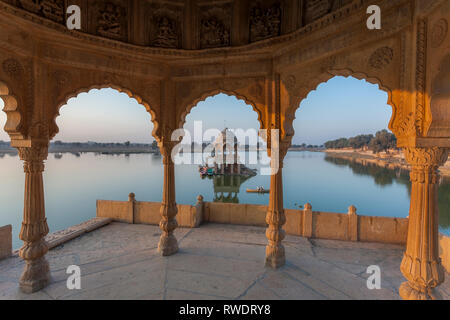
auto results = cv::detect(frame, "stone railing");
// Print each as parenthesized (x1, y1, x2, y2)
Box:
(96, 195, 408, 244)
(96, 193, 204, 228)
(0, 225, 11, 260)
(204, 202, 409, 245)
(95, 194, 450, 273)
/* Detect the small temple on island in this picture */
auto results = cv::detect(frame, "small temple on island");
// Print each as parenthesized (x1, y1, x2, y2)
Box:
(199, 128, 257, 178)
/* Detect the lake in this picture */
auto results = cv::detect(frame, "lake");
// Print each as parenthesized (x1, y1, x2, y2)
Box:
(1, 151, 449, 249)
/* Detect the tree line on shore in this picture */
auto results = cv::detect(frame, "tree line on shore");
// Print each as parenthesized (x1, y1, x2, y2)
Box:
(324, 130, 397, 153)
(0, 140, 159, 152)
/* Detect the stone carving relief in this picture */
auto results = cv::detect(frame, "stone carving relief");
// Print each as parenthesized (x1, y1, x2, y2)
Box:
(29, 122, 50, 140)
(149, 7, 181, 49)
(404, 147, 449, 168)
(18, 0, 64, 23)
(398, 112, 416, 137)
(53, 70, 69, 87)
(369, 47, 394, 70)
(2, 58, 24, 78)
(249, 83, 264, 102)
(304, 0, 352, 25)
(249, 2, 281, 42)
(200, 7, 231, 49)
(416, 20, 427, 135)
(431, 19, 448, 48)
(284, 75, 296, 91)
(97, 2, 126, 40)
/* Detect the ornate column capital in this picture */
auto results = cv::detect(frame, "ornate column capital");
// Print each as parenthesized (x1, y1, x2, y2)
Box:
(159, 140, 178, 165)
(17, 143, 48, 173)
(403, 147, 448, 184)
(403, 147, 448, 168)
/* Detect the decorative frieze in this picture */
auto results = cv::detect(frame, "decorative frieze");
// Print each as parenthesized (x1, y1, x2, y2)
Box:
(415, 19, 427, 135)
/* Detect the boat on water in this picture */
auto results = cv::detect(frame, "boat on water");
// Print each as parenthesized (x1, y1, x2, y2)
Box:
(246, 187, 269, 194)
(199, 166, 215, 177)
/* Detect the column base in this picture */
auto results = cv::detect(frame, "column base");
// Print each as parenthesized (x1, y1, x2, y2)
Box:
(265, 245, 285, 269)
(19, 257, 50, 294)
(158, 233, 178, 256)
(399, 281, 442, 300)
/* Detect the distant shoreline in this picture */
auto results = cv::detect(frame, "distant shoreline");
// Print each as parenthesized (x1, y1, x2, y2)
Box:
(323, 148, 450, 178)
(0, 141, 160, 155)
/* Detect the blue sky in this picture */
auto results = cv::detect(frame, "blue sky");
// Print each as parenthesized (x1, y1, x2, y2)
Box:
(0, 76, 392, 145)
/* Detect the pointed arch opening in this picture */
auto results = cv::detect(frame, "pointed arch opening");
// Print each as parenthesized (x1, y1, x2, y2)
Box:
(285, 75, 450, 236)
(175, 92, 269, 206)
(43, 87, 162, 249)
(52, 84, 159, 143)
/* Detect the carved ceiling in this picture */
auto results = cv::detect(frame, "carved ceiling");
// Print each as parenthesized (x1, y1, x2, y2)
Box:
(3, 0, 356, 49)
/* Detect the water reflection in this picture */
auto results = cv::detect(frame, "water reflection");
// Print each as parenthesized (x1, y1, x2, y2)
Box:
(202, 174, 255, 203)
(1, 151, 449, 249)
(324, 154, 450, 231)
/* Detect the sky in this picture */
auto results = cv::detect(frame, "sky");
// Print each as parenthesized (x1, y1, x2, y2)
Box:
(0, 76, 392, 145)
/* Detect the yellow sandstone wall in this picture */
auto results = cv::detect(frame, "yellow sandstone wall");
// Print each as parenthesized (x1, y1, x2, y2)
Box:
(440, 234, 450, 273)
(204, 202, 267, 227)
(96, 199, 450, 273)
(96, 199, 200, 227)
(0, 225, 12, 260)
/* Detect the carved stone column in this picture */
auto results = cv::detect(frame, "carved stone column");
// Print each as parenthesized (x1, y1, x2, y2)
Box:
(158, 141, 178, 256)
(265, 144, 287, 269)
(17, 143, 50, 293)
(400, 147, 449, 300)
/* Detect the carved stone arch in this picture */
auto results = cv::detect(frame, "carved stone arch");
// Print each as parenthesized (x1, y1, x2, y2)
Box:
(178, 88, 265, 132)
(282, 68, 400, 147)
(50, 83, 160, 142)
(0, 79, 26, 141)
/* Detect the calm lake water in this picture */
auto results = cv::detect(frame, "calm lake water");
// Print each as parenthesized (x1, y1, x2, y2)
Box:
(1, 151, 449, 249)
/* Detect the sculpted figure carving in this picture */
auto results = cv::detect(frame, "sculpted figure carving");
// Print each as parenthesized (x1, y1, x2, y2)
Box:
(19, 0, 64, 23)
(19, 0, 42, 14)
(41, 0, 64, 22)
(201, 17, 230, 48)
(97, 2, 123, 39)
(152, 15, 178, 48)
(250, 2, 281, 42)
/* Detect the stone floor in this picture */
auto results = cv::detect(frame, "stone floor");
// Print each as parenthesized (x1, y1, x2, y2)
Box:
(1, 222, 449, 300)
